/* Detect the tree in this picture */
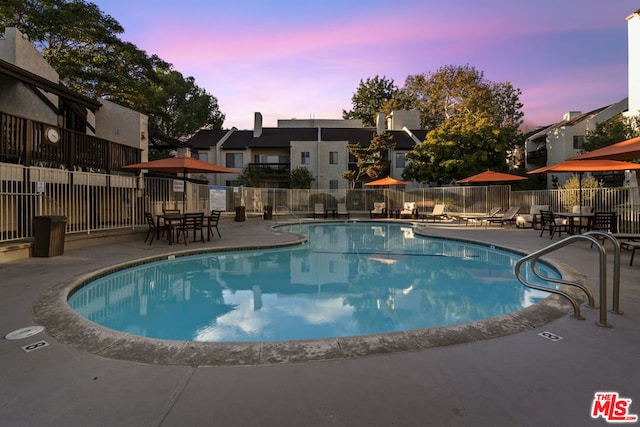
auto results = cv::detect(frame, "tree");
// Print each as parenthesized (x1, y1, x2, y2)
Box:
(236, 165, 260, 187)
(0, 0, 225, 141)
(400, 65, 524, 184)
(289, 166, 315, 189)
(341, 132, 395, 188)
(342, 76, 400, 126)
(402, 114, 509, 185)
(582, 114, 640, 154)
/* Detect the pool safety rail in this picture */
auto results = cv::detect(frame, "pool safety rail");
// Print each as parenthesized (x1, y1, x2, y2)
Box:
(514, 231, 622, 328)
(275, 205, 301, 225)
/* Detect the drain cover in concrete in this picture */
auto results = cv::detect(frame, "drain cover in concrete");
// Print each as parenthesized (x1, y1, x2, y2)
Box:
(5, 326, 45, 340)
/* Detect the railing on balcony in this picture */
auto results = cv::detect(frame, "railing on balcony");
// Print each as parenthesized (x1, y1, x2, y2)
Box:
(526, 149, 547, 166)
(247, 163, 290, 178)
(1, 110, 141, 173)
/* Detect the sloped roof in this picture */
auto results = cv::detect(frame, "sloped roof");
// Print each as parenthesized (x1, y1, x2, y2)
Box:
(187, 127, 427, 150)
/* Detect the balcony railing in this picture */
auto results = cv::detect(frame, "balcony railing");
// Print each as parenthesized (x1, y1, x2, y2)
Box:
(248, 163, 290, 178)
(1, 110, 141, 173)
(526, 149, 547, 166)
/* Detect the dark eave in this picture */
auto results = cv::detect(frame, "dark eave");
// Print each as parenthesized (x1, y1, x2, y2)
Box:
(0, 58, 101, 111)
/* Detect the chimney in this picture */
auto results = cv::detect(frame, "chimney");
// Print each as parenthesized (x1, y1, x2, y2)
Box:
(376, 112, 385, 134)
(562, 111, 582, 121)
(254, 112, 263, 138)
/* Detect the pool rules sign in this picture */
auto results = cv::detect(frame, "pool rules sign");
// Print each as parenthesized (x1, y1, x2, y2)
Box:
(209, 186, 226, 212)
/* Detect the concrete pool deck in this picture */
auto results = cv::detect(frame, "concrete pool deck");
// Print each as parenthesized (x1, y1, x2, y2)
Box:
(1, 217, 639, 426)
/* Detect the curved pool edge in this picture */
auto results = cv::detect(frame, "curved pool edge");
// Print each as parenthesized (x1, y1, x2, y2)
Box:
(32, 230, 586, 367)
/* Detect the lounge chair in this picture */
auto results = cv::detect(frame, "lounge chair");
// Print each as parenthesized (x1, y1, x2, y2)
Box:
(516, 204, 549, 229)
(461, 207, 501, 226)
(313, 203, 325, 219)
(336, 203, 350, 219)
(485, 206, 520, 228)
(421, 204, 446, 222)
(370, 202, 387, 218)
(539, 210, 568, 239)
(400, 202, 418, 219)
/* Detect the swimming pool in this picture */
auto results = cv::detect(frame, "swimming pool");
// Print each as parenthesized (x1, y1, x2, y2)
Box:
(67, 222, 557, 343)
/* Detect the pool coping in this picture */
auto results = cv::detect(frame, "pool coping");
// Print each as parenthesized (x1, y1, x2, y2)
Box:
(32, 226, 585, 367)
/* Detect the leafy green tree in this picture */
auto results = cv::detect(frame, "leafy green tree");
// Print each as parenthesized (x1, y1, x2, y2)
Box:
(0, 0, 224, 141)
(582, 114, 640, 153)
(399, 65, 523, 184)
(402, 114, 509, 185)
(341, 131, 395, 188)
(289, 166, 315, 189)
(342, 76, 400, 126)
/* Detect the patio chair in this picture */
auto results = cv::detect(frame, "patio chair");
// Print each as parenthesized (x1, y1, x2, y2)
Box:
(421, 204, 446, 222)
(516, 204, 549, 229)
(336, 203, 350, 219)
(206, 210, 222, 240)
(144, 212, 167, 244)
(400, 202, 418, 219)
(539, 210, 568, 239)
(313, 203, 325, 219)
(485, 206, 520, 228)
(369, 202, 387, 218)
(176, 212, 205, 245)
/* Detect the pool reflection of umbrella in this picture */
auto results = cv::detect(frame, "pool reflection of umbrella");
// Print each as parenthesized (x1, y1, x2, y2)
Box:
(456, 170, 527, 184)
(123, 156, 235, 201)
(573, 135, 640, 161)
(528, 159, 640, 206)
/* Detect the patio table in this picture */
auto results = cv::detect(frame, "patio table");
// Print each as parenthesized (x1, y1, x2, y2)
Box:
(555, 212, 595, 235)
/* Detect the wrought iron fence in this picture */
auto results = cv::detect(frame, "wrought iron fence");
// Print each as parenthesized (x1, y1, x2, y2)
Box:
(1, 162, 639, 243)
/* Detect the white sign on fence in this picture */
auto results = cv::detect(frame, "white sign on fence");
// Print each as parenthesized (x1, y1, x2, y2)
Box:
(173, 179, 184, 193)
(209, 186, 227, 211)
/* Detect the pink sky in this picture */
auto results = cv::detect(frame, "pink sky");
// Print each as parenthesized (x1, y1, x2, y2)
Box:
(92, 0, 632, 130)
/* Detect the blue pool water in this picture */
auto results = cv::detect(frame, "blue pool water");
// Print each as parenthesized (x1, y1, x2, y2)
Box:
(68, 222, 558, 342)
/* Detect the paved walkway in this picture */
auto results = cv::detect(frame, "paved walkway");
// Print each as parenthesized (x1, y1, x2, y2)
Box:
(1, 217, 638, 426)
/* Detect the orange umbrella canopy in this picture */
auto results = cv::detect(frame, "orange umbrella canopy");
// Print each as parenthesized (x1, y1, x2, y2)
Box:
(456, 170, 527, 184)
(123, 156, 235, 174)
(364, 176, 407, 186)
(527, 159, 640, 174)
(573, 135, 640, 161)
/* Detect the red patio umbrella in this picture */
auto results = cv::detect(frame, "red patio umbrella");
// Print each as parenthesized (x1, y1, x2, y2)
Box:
(123, 156, 235, 202)
(456, 170, 527, 184)
(528, 159, 640, 206)
(364, 176, 408, 186)
(123, 156, 235, 174)
(573, 135, 640, 161)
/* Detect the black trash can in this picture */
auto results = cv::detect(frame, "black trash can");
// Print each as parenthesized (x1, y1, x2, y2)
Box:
(235, 206, 246, 222)
(263, 205, 273, 220)
(32, 215, 67, 257)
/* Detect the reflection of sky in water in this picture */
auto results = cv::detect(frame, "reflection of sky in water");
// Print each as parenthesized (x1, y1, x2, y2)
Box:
(68, 223, 558, 342)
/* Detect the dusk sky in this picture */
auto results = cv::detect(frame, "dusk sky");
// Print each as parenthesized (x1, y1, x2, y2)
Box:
(91, 1, 634, 131)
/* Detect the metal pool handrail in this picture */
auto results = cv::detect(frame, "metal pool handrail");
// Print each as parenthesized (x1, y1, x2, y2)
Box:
(275, 205, 301, 225)
(514, 231, 621, 328)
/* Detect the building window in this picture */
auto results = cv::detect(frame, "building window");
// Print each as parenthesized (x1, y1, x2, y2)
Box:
(396, 153, 406, 168)
(329, 180, 338, 190)
(226, 153, 243, 168)
(301, 152, 310, 165)
(573, 135, 585, 149)
(329, 151, 338, 164)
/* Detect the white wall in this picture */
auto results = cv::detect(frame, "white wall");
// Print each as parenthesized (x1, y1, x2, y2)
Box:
(626, 10, 640, 117)
(94, 99, 149, 161)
